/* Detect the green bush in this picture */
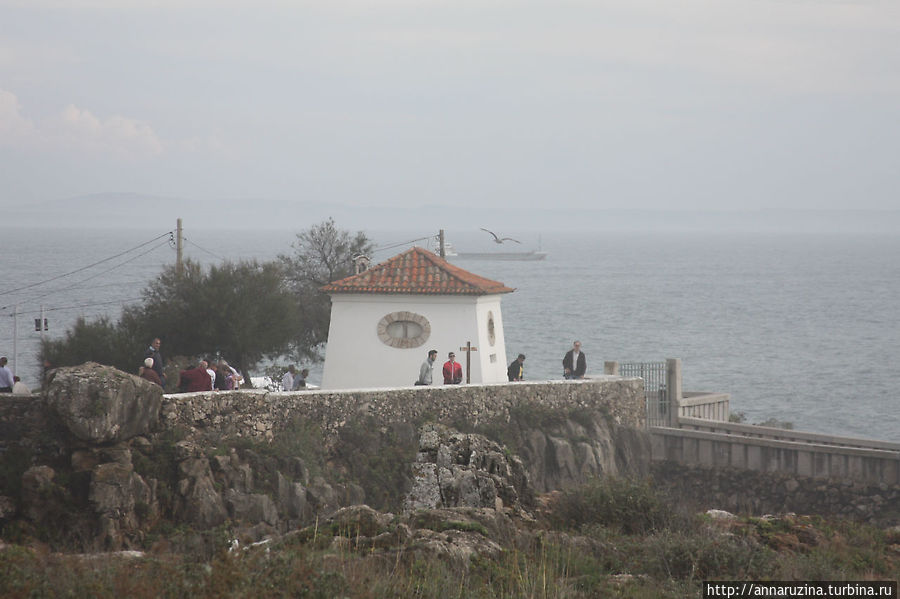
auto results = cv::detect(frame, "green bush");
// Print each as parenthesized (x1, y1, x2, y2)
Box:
(551, 477, 682, 535)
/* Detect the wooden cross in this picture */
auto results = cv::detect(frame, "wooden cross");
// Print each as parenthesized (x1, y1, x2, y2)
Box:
(459, 341, 478, 384)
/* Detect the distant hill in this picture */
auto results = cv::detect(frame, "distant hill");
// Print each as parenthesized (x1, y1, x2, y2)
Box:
(3, 192, 898, 233)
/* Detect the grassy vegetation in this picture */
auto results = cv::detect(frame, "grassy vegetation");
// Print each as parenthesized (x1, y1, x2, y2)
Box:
(331, 417, 418, 511)
(2, 477, 896, 598)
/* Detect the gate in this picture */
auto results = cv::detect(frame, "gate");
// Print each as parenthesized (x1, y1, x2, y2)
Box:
(617, 361, 669, 427)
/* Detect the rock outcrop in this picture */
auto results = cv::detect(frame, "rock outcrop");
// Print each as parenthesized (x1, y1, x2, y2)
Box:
(44, 362, 162, 443)
(404, 424, 532, 512)
(2, 363, 658, 553)
(501, 408, 652, 493)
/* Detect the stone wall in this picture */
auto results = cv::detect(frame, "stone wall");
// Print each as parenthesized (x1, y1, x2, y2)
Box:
(0, 372, 650, 553)
(652, 462, 900, 526)
(160, 377, 646, 444)
(651, 426, 900, 485)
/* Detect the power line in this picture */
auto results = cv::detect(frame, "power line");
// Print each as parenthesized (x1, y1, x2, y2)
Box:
(5, 296, 144, 317)
(41, 297, 145, 313)
(371, 234, 435, 254)
(0, 231, 173, 299)
(183, 237, 228, 262)
(26, 240, 172, 304)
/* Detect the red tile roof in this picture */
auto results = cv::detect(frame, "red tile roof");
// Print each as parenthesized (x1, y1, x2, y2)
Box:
(321, 246, 515, 296)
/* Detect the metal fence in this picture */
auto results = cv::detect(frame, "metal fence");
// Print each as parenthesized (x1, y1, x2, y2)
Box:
(618, 361, 669, 427)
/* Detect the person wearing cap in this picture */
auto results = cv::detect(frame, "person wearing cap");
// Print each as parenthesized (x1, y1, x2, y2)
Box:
(140, 357, 163, 386)
(442, 351, 463, 385)
(507, 353, 525, 382)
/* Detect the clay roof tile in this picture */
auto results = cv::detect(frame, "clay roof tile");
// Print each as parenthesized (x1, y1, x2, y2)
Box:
(320, 246, 515, 296)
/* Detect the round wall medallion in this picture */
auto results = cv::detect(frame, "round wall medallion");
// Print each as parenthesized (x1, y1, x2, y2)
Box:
(377, 311, 431, 348)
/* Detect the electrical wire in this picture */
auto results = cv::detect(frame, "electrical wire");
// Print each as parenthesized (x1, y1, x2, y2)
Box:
(0, 231, 173, 298)
(40, 297, 145, 313)
(370, 234, 435, 254)
(183, 237, 228, 262)
(4, 296, 144, 317)
(26, 240, 172, 303)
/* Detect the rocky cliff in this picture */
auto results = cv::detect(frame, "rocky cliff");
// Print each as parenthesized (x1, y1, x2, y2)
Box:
(0, 364, 650, 554)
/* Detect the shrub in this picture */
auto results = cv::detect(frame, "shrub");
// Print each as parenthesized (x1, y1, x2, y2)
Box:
(551, 477, 681, 535)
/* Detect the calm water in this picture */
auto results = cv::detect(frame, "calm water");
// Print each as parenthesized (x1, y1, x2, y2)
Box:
(1, 227, 898, 441)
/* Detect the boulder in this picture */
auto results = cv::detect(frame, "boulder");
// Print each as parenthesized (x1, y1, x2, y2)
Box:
(89, 461, 156, 549)
(174, 456, 228, 528)
(404, 424, 532, 512)
(44, 362, 162, 443)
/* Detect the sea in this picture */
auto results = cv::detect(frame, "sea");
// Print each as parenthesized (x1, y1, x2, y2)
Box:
(1, 226, 898, 442)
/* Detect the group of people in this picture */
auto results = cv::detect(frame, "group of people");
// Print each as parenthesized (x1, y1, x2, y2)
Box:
(0, 356, 31, 395)
(416, 350, 464, 386)
(414, 341, 588, 385)
(506, 341, 586, 382)
(281, 365, 309, 391)
(176, 358, 244, 392)
(136, 337, 245, 392)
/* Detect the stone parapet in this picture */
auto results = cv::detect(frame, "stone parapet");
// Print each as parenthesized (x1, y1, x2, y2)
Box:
(160, 376, 645, 443)
(653, 462, 900, 526)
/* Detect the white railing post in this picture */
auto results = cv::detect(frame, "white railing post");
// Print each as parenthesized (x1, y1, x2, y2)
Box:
(666, 358, 682, 427)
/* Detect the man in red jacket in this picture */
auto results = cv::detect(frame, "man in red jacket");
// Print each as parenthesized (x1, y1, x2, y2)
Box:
(179, 360, 213, 392)
(442, 352, 463, 385)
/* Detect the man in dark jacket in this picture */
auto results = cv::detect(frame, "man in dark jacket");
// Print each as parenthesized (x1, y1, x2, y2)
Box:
(562, 341, 587, 379)
(507, 354, 525, 382)
(144, 338, 165, 385)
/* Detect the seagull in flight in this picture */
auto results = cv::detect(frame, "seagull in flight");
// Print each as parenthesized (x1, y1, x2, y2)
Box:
(480, 228, 521, 244)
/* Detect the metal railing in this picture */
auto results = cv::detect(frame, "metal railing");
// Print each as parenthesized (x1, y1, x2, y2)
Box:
(618, 361, 669, 427)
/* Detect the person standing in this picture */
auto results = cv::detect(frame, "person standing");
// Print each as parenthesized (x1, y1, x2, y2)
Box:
(562, 341, 587, 379)
(0, 357, 13, 392)
(206, 361, 218, 390)
(292, 369, 309, 390)
(507, 353, 525, 382)
(144, 338, 166, 386)
(442, 352, 463, 385)
(282, 365, 296, 391)
(416, 350, 438, 385)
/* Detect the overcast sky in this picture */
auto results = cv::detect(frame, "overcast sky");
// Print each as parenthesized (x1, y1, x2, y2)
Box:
(1, 0, 898, 212)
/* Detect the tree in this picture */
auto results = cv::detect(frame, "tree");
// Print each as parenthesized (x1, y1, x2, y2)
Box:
(41, 259, 301, 385)
(279, 218, 373, 361)
(41, 315, 136, 374)
(139, 259, 300, 383)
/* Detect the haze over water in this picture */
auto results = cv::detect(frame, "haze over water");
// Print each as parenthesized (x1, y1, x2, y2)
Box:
(1, 226, 897, 442)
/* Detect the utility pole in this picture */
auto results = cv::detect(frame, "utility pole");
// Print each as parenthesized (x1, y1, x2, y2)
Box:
(39, 305, 45, 343)
(438, 229, 446, 258)
(176, 218, 184, 277)
(11, 305, 17, 376)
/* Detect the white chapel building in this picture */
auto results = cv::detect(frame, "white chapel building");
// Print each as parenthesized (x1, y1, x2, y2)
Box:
(320, 246, 514, 389)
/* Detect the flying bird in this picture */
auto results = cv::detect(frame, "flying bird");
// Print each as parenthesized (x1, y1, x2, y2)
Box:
(480, 228, 521, 244)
